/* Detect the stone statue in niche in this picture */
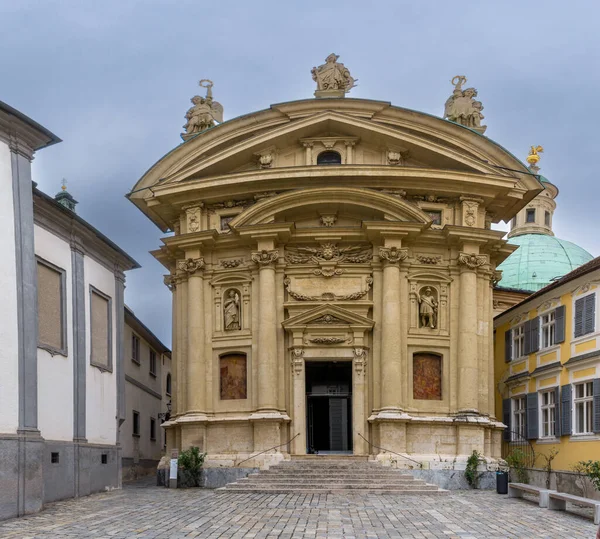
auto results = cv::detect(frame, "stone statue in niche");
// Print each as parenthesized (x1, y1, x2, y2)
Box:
(418, 287, 438, 329)
(443, 76, 487, 134)
(223, 289, 241, 331)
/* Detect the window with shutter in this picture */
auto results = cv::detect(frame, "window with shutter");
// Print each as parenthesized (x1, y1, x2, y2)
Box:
(502, 399, 511, 441)
(554, 386, 561, 436)
(584, 293, 596, 335)
(505, 330, 512, 362)
(560, 384, 572, 436)
(523, 320, 532, 355)
(594, 378, 600, 434)
(575, 293, 596, 338)
(530, 317, 540, 353)
(526, 393, 539, 440)
(554, 305, 566, 344)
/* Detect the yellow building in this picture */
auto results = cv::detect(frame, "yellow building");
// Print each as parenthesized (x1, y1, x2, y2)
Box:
(494, 256, 600, 472)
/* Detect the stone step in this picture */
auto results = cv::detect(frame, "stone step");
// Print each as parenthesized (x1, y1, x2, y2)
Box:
(217, 487, 448, 495)
(257, 469, 413, 475)
(242, 476, 422, 484)
(227, 482, 439, 490)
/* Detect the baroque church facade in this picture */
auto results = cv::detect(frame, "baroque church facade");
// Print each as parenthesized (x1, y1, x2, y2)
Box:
(129, 59, 543, 469)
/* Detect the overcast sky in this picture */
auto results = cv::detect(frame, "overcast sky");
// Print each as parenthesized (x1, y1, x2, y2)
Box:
(2, 1, 599, 346)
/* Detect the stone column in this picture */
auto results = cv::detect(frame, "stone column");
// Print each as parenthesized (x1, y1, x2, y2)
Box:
(252, 249, 279, 412)
(290, 348, 306, 455)
(178, 257, 206, 414)
(457, 252, 486, 414)
(302, 142, 313, 165)
(344, 140, 356, 164)
(379, 246, 408, 411)
(352, 347, 368, 455)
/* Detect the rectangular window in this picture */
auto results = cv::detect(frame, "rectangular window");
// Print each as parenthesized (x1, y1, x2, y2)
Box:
(149, 350, 157, 376)
(511, 216, 517, 228)
(574, 294, 596, 338)
(51, 452, 59, 464)
(220, 215, 235, 231)
(90, 287, 112, 371)
(540, 390, 557, 438)
(150, 417, 156, 441)
(545, 211, 551, 227)
(132, 410, 140, 437)
(526, 209, 535, 223)
(36, 259, 67, 355)
(574, 381, 594, 435)
(101, 453, 108, 464)
(426, 210, 442, 226)
(132, 334, 140, 364)
(513, 396, 526, 440)
(512, 325, 525, 360)
(541, 311, 556, 349)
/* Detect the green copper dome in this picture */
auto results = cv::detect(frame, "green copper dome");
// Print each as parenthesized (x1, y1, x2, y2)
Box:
(498, 234, 593, 292)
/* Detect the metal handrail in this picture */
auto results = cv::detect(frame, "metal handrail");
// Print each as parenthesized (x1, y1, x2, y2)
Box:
(358, 433, 423, 468)
(236, 433, 300, 467)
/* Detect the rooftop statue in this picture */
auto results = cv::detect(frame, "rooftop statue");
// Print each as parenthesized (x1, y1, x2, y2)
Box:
(182, 79, 224, 140)
(444, 76, 487, 134)
(312, 54, 357, 99)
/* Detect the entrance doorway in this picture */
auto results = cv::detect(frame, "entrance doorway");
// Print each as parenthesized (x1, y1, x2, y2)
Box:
(306, 361, 352, 454)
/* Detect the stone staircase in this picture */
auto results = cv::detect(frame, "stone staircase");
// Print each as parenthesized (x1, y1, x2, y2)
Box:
(218, 456, 448, 494)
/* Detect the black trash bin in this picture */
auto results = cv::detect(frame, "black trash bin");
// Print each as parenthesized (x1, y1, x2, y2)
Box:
(496, 471, 508, 494)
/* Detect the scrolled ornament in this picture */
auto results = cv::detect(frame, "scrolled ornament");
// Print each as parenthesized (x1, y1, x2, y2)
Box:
(251, 250, 279, 266)
(379, 247, 408, 264)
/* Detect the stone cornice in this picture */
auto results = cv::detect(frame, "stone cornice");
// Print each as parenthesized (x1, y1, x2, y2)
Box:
(162, 229, 219, 250)
(234, 223, 294, 242)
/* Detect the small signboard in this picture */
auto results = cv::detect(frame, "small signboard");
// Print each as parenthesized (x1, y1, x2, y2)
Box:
(169, 449, 179, 487)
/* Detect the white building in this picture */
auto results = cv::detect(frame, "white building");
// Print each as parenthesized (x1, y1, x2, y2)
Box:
(0, 101, 139, 519)
(122, 307, 171, 480)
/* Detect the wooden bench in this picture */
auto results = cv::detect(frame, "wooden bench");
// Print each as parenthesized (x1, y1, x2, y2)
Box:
(548, 491, 600, 525)
(508, 483, 554, 508)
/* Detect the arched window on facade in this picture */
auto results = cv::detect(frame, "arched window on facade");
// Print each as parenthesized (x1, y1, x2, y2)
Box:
(220, 352, 247, 400)
(166, 373, 172, 396)
(317, 151, 342, 165)
(413, 352, 442, 400)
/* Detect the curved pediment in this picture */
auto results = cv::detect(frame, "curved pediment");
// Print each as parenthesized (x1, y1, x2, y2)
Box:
(131, 99, 536, 194)
(229, 187, 431, 228)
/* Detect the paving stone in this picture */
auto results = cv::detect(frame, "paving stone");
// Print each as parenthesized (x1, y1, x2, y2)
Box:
(0, 480, 597, 538)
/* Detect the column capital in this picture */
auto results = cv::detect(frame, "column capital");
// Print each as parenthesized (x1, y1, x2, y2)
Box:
(252, 249, 279, 267)
(164, 274, 176, 291)
(457, 252, 487, 270)
(177, 257, 205, 274)
(379, 246, 408, 265)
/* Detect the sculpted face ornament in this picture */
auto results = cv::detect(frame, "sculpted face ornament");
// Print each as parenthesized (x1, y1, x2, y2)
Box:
(251, 250, 279, 266)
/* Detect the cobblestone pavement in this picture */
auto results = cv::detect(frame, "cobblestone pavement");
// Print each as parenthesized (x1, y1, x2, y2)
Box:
(0, 480, 597, 538)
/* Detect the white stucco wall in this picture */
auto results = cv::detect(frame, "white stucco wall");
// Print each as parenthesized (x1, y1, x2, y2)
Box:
(0, 141, 19, 433)
(84, 256, 117, 445)
(35, 224, 74, 441)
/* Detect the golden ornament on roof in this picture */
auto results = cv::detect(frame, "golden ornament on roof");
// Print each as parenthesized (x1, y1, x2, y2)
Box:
(526, 145, 544, 165)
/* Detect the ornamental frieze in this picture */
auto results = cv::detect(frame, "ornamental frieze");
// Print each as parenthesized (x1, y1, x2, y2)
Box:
(284, 276, 373, 301)
(308, 314, 348, 325)
(308, 336, 347, 345)
(415, 254, 442, 265)
(220, 258, 244, 268)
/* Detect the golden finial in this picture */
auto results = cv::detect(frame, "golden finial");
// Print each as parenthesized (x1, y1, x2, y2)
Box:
(61, 178, 67, 191)
(526, 146, 544, 165)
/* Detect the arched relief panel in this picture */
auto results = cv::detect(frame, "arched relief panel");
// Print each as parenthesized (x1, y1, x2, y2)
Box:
(408, 271, 452, 336)
(210, 273, 253, 338)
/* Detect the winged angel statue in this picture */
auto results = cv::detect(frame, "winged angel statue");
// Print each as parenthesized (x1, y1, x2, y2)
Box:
(181, 79, 224, 140)
(285, 242, 372, 264)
